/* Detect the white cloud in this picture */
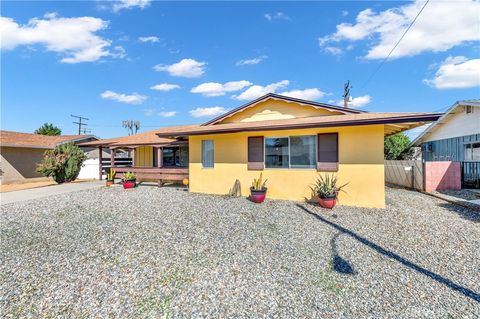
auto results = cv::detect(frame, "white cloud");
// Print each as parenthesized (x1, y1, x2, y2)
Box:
(423, 56, 480, 89)
(143, 108, 155, 116)
(189, 106, 227, 118)
(0, 14, 118, 63)
(330, 95, 371, 108)
(191, 80, 252, 97)
(279, 88, 325, 101)
(264, 12, 291, 21)
(110, 45, 126, 59)
(112, 0, 151, 12)
(319, 0, 480, 59)
(323, 46, 343, 56)
(236, 55, 268, 66)
(158, 111, 176, 117)
(341, 10, 349, 17)
(153, 58, 206, 78)
(233, 80, 290, 101)
(150, 83, 181, 91)
(138, 36, 159, 43)
(100, 90, 147, 104)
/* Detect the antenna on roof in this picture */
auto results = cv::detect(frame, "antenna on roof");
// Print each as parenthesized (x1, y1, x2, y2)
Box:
(122, 120, 141, 136)
(342, 81, 352, 108)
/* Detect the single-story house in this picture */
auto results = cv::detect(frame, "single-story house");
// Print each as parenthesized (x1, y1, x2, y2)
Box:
(80, 93, 442, 208)
(0, 130, 98, 184)
(412, 100, 480, 187)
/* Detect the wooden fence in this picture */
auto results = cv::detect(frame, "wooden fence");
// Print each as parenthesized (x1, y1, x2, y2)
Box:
(385, 160, 424, 190)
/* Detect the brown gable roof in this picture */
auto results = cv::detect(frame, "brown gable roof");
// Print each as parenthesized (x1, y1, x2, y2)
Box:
(202, 93, 366, 126)
(157, 112, 443, 137)
(78, 125, 200, 148)
(0, 130, 96, 149)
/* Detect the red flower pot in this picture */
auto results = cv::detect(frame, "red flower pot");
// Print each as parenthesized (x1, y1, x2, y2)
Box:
(318, 197, 336, 209)
(123, 180, 136, 189)
(250, 187, 267, 203)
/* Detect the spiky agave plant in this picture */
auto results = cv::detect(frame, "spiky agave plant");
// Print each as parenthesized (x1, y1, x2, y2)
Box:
(251, 172, 267, 191)
(121, 171, 136, 182)
(106, 169, 116, 181)
(311, 174, 348, 199)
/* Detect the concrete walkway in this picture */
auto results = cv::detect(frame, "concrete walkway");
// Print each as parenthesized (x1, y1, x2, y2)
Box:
(0, 181, 104, 205)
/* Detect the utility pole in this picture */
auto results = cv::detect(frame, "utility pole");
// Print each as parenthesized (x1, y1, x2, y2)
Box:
(342, 80, 352, 108)
(71, 115, 89, 135)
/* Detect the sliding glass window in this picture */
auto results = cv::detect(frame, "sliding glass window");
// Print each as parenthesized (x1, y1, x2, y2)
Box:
(290, 135, 316, 168)
(265, 137, 289, 168)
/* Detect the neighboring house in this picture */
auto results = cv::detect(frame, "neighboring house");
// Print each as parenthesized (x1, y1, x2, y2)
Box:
(0, 130, 98, 184)
(412, 100, 480, 187)
(81, 93, 441, 208)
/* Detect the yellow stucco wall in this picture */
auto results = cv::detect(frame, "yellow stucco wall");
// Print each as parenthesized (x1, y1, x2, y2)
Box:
(134, 146, 153, 167)
(188, 125, 385, 208)
(219, 99, 343, 124)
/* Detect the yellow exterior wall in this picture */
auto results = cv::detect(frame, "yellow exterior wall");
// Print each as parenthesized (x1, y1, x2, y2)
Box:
(219, 99, 343, 124)
(188, 125, 385, 208)
(134, 146, 153, 167)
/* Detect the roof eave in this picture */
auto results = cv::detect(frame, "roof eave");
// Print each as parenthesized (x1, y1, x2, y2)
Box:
(158, 114, 442, 138)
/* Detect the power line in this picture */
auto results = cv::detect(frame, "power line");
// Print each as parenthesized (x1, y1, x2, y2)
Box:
(361, 0, 430, 88)
(71, 114, 89, 135)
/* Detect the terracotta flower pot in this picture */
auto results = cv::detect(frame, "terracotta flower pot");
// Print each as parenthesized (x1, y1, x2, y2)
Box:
(123, 180, 136, 189)
(318, 196, 337, 209)
(106, 180, 114, 187)
(250, 187, 267, 203)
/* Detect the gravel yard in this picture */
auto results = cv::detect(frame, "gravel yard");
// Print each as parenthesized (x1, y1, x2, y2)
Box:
(1, 186, 479, 318)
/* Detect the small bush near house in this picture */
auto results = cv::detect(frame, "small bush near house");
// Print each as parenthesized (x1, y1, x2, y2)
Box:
(36, 143, 87, 183)
(384, 133, 410, 160)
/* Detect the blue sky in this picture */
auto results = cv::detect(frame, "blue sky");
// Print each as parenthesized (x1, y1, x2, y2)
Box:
(1, 0, 479, 138)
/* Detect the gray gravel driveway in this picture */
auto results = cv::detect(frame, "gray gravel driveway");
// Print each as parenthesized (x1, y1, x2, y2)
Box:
(1, 186, 479, 318)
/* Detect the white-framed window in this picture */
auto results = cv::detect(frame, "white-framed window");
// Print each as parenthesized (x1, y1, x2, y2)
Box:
(264, 135, 316, 169)
(202, 140, 214, 168)
(464, 142, 480, 161)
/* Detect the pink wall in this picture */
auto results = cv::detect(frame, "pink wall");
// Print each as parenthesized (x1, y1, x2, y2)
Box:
(424, 161, 461, 192)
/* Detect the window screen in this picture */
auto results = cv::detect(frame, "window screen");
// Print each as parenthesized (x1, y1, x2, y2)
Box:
(202, 140, 214, 168)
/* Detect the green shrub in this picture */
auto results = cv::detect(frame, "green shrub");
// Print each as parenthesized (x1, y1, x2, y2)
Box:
(36, 143, 87, 183)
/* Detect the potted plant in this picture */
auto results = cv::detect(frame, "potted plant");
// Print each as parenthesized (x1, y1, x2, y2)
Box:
(250, 172, 267, 203)
(311, 174, 348, 209)
(121, 171, 137, 189)
(106, 169, 116, 186)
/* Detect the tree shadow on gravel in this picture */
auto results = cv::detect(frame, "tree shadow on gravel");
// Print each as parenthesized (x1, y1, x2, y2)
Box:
(436, 202, 480, 223)
(331, 232, 356, 275)
(296, 204, 480, 303)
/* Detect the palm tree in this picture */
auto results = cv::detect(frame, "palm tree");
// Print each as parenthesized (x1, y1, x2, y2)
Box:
(34, 123, 62, 136)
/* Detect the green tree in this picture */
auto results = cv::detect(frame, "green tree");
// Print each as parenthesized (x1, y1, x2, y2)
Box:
(384, 133, 411, 160)
(37, 143, 87, 183)
(34, 123, 62, 136)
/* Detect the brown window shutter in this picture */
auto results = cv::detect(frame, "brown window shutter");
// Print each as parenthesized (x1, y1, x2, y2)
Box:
(248, 136, 264, 170)
(317, 133, 338, 171)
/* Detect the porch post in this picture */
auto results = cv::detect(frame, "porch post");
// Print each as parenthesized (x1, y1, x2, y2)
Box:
(131, 148, 136, 167)
(110, 147, 116, 168)
(98, 146, 103, 180)
(157, 147, 163, 168)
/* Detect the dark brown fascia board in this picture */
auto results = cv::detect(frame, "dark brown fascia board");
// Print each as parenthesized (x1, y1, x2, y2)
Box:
(201, 93, 366, 126)
(158, 114, 443, 138)
(0, 144, 52, 149)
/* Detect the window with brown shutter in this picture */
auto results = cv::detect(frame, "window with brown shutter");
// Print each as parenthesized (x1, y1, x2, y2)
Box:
(317, 133, 338, 171)
(248, 136, 264, 170)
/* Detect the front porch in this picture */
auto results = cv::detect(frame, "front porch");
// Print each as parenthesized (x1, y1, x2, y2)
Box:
(98, 142, 189, 185)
